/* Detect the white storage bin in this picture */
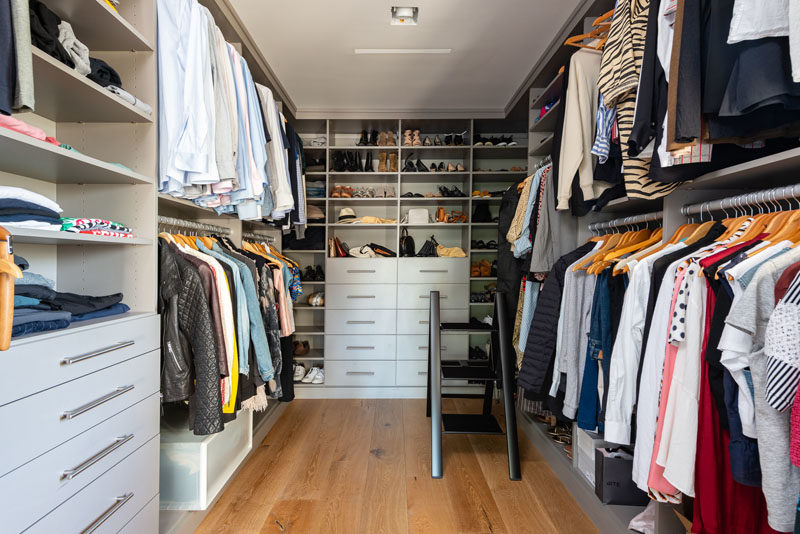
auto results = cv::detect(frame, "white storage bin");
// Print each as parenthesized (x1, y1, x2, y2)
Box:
(160, 409, 253, 511)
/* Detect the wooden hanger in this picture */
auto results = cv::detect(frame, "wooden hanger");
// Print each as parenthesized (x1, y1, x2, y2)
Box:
(564, 25, 610, 50)
(592, 9, 614, 26)
(605, 228, 660, 262)
(573, 233, 620, 272)
(0, 226, 23, 351)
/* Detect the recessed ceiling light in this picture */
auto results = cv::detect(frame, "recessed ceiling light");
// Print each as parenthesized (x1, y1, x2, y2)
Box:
(354, 48, 452, 55)
(391, 6, 418, 25)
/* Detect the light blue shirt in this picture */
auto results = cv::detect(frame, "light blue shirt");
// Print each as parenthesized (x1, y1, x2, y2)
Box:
(513, 167, 544, 257)
(212, 243, 274, 381)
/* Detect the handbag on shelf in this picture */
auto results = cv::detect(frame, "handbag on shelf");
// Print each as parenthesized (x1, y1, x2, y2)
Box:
(368, 243, 397, 257)
(399, 227, 416, 257)
(407, 208, 430, 224)
(416, 235, 439, 257)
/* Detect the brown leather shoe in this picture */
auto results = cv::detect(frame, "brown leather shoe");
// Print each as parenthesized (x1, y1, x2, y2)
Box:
(378, 152, 388, 172)
(388, 153, 398, 172)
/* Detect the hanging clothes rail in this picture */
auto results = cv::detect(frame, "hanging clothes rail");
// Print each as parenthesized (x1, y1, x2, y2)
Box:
(157, 216, 232, 236)
(681, 184, 800, 217)
(242, 231, 275, 243)
(588, 210, 664, 233)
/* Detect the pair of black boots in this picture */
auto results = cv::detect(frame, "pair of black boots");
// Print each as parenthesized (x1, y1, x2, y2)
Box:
(332, 151, 374, 172)
(357, 130, 379, 146)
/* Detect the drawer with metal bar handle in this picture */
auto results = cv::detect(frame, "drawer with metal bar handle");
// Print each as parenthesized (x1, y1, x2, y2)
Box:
(325, 309, 396, 335)
(325, 360, 396, 386)
(326, 283, 396, 309)
(0, 349, 158, 476)
(327, 258, 397, 283)
(0, 393, 159, 534)
(26, 436, 159, 534)
(325, 335, 396, 360)
(0, 313, 158, 406)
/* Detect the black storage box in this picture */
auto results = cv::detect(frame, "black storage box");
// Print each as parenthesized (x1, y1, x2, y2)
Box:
(594, 448, 650, 506)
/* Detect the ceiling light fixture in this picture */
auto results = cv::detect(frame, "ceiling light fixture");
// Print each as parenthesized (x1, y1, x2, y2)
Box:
(391, 6, 418, 26)
(354, 48, 452, 55)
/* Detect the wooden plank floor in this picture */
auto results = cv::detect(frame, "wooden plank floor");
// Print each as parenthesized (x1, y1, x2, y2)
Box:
(197, 399, 598, 534)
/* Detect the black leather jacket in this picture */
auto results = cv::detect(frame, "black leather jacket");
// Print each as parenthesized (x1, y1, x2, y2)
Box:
(158, 240, 223, 435)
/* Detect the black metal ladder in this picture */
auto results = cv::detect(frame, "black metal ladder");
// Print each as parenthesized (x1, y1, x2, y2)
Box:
(426, 290, 521, 480)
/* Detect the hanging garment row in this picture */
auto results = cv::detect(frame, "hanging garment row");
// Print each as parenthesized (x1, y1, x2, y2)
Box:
(547, 0, 800, 216)
(518, 185, 800, 534)
(157, 0, 307, 232)
(157, 217, 302, 435)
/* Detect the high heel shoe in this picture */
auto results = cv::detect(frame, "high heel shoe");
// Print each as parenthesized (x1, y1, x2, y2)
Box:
(402, 130, 413, 146)
(456, 163, 465, 172)
(423, 136, 432, 146)
(368, 130, 379, 146)
(403, 153, 416, 172)
(357, 130, 368, 146)
(444, 134, 453, 146)
(447, 162, 456, 172)
(416, 158, 429, 172)
(364, 152, 374, 172)
(378, 151, 387, 172)
(434, 135, 442, 146)
(412, 130, 423, 146)
(437, 162, 445, 172)
(389, 153, 398, 172)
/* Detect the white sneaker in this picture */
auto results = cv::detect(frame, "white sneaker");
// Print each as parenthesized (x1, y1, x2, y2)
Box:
(302, 367, 320, 383)
(293, 364, 306, 382)
(312, 368, 325, 384)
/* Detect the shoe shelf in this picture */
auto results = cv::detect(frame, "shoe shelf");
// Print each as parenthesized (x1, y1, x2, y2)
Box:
(300, 280, 326, 285)
(530, 70, 564, 111)
(328, 223, 398, 227)
(32, 48, 153, 123)
(470, 277, 497, 281)
(306, 171, 328, 176)
(294, 304, 325, 310)
(327, 197, 398, 202)
(293, 326, 325, 335)
(471, 222, 498, 227)
(529, 134, 554, 157)
(469, 302, 495, 306)
(469, 249, 498, 254)
(470, 197, 503, 201)
(529, 100, 561, 133)
(400, 223, 469, 227)
(473, 146, 529, 159)
(293, 351, 325, 362)
(329, 172, 399, 176)
(284, 249, 327, 253)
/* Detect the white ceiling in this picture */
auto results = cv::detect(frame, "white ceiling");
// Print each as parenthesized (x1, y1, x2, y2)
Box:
(229, 0, 581, 116)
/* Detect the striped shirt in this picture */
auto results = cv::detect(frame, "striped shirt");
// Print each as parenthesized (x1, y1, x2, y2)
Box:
(591, 93, 616, 163)
(765, 271, 800, 411)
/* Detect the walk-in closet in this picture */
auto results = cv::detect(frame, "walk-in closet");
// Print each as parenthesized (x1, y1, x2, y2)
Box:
(3, 0, 800, 532)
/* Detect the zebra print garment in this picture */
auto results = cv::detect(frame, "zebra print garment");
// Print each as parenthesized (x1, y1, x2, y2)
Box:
(598, 0, 680, 200)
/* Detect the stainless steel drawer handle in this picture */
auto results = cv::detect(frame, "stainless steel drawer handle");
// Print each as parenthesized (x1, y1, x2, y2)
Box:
(418, 371, 428, 375)
(80, 492, 134, 534)
(346, 320, 375, 325)
(346, 371, 375, 376)
(61, 434, 134, 481)
(346, 346, 375, 350)
(61, 385, 135, 420)
(347, 295, 375, 299)
(418, 346, 447, 351)
(419, 295, 447, 299)
(419, 320, 429, 325)
(347, 269, 376, 273)
(61, 340, 135, 366)
(420, 269, 448, 273)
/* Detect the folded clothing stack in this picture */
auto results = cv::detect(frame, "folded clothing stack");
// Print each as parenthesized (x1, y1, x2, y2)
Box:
(11, 255, 129, 337)
(306, 180, 326, 198)
(0, 186, 63, 230)
(0, 115, 60, 146)
(60, 217, 134, 238)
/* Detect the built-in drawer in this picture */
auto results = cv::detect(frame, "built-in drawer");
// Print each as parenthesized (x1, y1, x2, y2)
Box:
(0, 349, 158, 477)
(325, 310, 396, 335)
(26, 436, 159, 534)
(396, 334, 469, 361)
(325, 335, 396, 360)
(118, 495, 158, 534)
(398, 258, 469, 284)
(0, 313, 158, 406)
(0, 394, 159, 534)
(324, 361, 396, 387)
(326, 258, 398, 284)
(397, 283, 468, 309)
(325, 284, 397, 309)
(397, 308, 469, 335)
(396, 360, 429, 386)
